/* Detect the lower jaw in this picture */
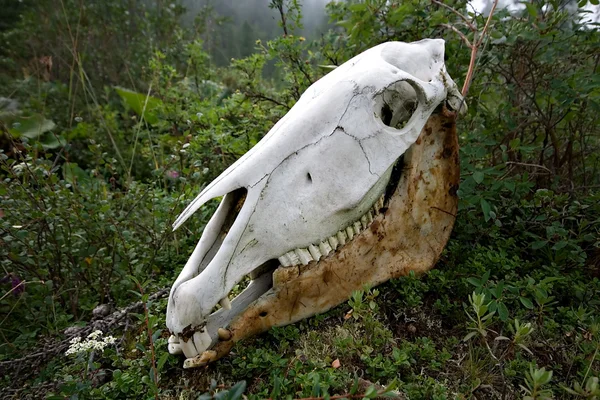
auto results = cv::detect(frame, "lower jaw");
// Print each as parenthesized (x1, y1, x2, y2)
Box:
(181, 107, 460, 368)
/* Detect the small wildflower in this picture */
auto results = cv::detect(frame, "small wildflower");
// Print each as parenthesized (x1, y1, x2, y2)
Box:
(166, 170, 180, 179)
(88, 330, 103, 340)
(70, 336, 82, 344)
(66, 330, 115, 356)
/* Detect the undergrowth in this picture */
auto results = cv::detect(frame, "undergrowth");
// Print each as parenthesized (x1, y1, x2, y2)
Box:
(0, 0, 599, 399)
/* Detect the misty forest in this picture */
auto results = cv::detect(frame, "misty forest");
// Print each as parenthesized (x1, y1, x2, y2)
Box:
(1, 0, 600, 399)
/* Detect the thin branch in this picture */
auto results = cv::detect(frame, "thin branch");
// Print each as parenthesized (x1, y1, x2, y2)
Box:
(505, 161, 552, 174)
(441, 23, 472, 48)
(462, 0, 499, 97)
(431, 0, 476, 31)
(476, 0, 499, 47)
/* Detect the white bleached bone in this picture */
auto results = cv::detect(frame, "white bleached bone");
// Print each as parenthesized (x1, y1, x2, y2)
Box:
(166, 39, 463, 363)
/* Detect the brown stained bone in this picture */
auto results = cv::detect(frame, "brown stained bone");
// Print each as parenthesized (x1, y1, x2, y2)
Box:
(211, 108, 460, 361)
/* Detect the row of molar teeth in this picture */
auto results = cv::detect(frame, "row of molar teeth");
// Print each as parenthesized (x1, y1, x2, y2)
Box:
(277, 194, 385, 267)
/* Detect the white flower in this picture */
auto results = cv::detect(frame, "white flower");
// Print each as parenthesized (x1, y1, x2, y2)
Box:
(66, 330, 115, 356)
(87, 330, 103, 340)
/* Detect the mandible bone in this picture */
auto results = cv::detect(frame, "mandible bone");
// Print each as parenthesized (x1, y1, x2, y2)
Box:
(166, 39, 464, 368)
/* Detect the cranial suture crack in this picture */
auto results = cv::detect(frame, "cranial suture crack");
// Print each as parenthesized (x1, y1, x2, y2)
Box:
(166, 39, 464, 368)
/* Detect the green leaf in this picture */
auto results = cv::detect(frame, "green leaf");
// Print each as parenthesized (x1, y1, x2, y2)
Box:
(39, 132, 66, 149)
(7, 114, 56, 139)
(62, 162, 91, 187)
(350, 376, 360, 395)
(481, 199, 492, 222)
(520, 297, 534, 309)
(531, 240, 548, 250)
(227, 381, 246, 400)
(157, 351, 170, 372)
(467, 277, 482, 288)
(497, 302, 509, 321)
(524, 3, 538, 18)
(364, 385, 378, 399)
(473, 171, 485, 184)
(552, 241, 568, 251)
(114, 87, 162, 125)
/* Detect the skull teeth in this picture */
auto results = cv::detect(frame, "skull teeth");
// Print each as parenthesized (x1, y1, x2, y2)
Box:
(277, 194, 384, 267)
(308, 244, 322, 261)
(346, 226, 355, 240)
(319, 241, 332, 256)
(328, 236, 339, 250)
(336, 230, 347, 246)
(278, 254, 293, 267)
(295, 248, 312, 265)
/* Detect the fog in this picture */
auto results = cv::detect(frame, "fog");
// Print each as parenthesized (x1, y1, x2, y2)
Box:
(181, 0, 333, 38)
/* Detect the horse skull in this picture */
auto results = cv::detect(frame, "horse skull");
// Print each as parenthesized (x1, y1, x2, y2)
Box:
(166, 39, 463, 368)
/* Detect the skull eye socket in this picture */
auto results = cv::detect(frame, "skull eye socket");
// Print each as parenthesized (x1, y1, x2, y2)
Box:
(376, 82, 418, 130)
(381, 103, 393, 126)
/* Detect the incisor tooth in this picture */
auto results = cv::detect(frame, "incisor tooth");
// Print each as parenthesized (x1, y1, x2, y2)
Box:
(295, 248, 312, 265)
(168, 342, 183, 354)
(218, 328, 232, 341)
(193, 329, 212, 354)
(353, 221, 362, 235)
(183, 350, 218, 369)
(308, 244, 322, 261)
(367, 211, 374, 223)
(219, 297, 232, 310)
(180, 337, 198, 358)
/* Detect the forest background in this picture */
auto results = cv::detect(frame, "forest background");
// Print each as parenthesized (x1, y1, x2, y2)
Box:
(0, 0, 599, 399)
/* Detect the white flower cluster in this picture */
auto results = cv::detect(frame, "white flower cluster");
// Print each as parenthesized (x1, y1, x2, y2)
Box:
(65, 330, 116, 356)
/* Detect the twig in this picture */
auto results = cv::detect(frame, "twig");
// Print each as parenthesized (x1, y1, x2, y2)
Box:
(431, 0, 476, 31)
(505, 161, 552, 174)
(462, 0, 499, 97)
(441, 23, 472, 47)
(0, 281, 44, 302)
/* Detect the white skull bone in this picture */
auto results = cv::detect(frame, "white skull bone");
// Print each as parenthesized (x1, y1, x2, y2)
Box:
(166, 39, 463, 361)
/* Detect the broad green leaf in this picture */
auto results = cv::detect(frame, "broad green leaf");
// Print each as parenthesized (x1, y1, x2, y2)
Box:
(7, 114, 56, 139)
(114, 87, 162, 125)
(62, 162, 91, 187)
(473, 171, 485, 184)
(39, 132, 66, 149)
